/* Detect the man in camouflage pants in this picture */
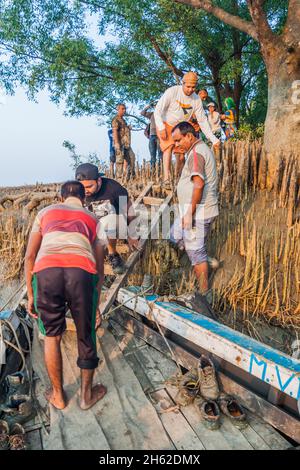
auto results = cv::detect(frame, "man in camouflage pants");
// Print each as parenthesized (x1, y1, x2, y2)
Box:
(111, 103, 135, 179)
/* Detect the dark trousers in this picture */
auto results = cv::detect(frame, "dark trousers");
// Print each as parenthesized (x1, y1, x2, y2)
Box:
(149, 135, 163, 167)
(32, 267, 99, 370)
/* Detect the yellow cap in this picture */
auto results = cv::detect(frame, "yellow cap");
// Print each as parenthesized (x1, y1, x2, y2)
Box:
(183, 71, 198, 84)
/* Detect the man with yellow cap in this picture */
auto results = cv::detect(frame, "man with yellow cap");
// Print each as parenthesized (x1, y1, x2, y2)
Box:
(154, 72, 220, 187)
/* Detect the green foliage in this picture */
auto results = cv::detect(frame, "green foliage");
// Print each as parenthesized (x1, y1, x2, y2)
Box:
(234, 123, 264, 141)
(63, 140, 108, 172)
(0, 0, 287, 130)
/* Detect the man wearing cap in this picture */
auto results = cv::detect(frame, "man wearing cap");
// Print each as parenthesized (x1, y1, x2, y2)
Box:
(207, 102, 222, 138)
(75, 163, 139, 275)
(140, 102, 163, 169)
(154, 72, 220, 188)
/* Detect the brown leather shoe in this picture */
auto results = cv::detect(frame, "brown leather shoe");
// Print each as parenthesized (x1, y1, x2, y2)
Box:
(173, 368, 199, 407)
(198, 355, 220, 400)
(9, 423, 27, 450)
(218, 393, 248, 429)
(0, 420, 10, 450)
(195, 396, 221, 430)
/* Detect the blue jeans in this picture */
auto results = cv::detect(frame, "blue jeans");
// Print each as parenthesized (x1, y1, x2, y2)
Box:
(149, 135, 162, 167)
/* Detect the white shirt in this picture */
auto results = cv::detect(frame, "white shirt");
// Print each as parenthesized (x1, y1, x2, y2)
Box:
(154, 85, 219, 145)
(177, 140, 219, 219)
(208, 111, 221, 133)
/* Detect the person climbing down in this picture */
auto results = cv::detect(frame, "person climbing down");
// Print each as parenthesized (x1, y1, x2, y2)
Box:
(170, 122, 219, 301)
(154, 72, 220, 189)
(25, 181, 107, 411)
(75, 163, 140, 276)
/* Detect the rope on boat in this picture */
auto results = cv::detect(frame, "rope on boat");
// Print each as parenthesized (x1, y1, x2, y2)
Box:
(0, 313, 50, 435)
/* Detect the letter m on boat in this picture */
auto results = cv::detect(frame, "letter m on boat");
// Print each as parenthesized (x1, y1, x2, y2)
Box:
(249, 354, 267, 382)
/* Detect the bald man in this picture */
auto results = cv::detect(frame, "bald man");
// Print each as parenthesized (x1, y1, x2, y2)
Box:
(154, 72, 220, 187)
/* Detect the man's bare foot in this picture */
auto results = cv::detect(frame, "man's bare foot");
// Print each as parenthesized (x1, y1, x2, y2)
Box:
(80, 384, 107, 410)
(44, 388, 67, 410)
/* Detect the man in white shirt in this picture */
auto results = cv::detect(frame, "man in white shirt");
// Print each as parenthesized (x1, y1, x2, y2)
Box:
(154, 72, 220, 188)
(170, 121, 219, 297)
(207, 102, 222, 137)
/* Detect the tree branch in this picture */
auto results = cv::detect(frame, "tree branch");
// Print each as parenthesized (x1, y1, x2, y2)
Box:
(174, 0, 258, 40)
(284, 0, 300, 45)
(246, 0, 278, 47)
(146, 34, 184, 78)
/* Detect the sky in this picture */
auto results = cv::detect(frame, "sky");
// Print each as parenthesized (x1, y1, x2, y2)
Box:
(0, 15, 148, 188)
(0, 88, 148, 187)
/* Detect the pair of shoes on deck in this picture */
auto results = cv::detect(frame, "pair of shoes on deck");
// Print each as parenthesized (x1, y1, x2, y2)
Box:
(0, 372, 35, 427)
(0, 420, 26, 450)
(173, 356, 247, 430)
(0, 395, 35, 427)
(196, 356, 247, 430)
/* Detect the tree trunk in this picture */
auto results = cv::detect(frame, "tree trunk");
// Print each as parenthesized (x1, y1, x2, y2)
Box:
(263, 46, 300, 179)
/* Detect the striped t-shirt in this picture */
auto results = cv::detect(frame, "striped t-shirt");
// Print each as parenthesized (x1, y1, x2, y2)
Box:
(177, 140, 219, 219)
(31, 197, 104, 274)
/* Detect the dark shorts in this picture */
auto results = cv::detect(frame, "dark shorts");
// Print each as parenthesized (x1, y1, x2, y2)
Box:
(32, 267, 99, 369)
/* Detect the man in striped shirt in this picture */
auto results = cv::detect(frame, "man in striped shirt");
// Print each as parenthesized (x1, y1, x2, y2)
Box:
(25, 181, 107, 411)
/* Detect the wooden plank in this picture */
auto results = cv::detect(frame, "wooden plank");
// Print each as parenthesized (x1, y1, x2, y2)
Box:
(118, 288, 300, 401)
(111, 308, 299, 444)
(125, 352, 156, 394)
(150, 389, 205, 450)
(246, 414, 291, 450)
(144, 344, 179, 381)
(26, 429, 43, 450)
(24, 423, 50, 433)
(109, 318, 148, 354)
(100, 192, 173, 318)
(237, 414, 272, 450)
(133, 345, 168, 391)
(143, 196, 165, 206)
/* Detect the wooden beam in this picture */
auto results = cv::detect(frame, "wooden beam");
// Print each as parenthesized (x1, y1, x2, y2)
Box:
(109, 308, 300, 444)
(100, 192, 173, 318)
(133, 182, 153, 207)
(143, 196, 165, 206)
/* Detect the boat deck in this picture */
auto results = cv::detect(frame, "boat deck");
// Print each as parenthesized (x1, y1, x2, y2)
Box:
(26, 322, 291, 450)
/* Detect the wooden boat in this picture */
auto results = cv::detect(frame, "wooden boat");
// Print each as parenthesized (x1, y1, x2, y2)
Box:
(1, 188, 299, 450)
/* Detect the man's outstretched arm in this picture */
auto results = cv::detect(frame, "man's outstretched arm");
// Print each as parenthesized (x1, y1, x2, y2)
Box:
(195, 101, 220, 146)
